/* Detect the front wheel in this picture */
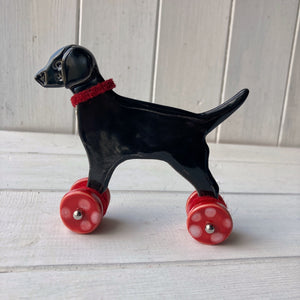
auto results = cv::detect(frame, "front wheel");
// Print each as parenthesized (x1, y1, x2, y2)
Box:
(60, 189, 104, 234)
(70, 177, 110, 216)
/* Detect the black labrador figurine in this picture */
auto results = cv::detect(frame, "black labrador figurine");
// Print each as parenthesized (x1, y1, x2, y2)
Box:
(35, 45, 249, 244)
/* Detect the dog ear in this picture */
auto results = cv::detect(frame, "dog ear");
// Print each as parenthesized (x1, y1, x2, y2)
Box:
(62, 46, 96, 89)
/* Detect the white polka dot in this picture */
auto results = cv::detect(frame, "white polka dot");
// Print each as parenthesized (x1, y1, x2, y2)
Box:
(223, 218, 232, 229)
(205, 207, 217, 218)
(61, 207, 71, 219)
(211, 233, 225, 244)
(91, 211, 101, 224)
(79, 199, 91, 210)
(191, 212, 202, 222)
(189, 225, 202, 238)
(80, 220, 92, 231)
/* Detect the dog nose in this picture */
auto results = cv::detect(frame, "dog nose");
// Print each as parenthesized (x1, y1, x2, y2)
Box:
(35, 71, 46, 86)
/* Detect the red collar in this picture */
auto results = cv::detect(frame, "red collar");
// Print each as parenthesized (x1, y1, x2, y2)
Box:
(71, 79, 116, 107)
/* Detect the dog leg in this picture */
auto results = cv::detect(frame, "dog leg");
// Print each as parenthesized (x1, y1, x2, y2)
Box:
(166, 149, 219, 198)
(86, 155, 119, 194)
(174, 164, 219, 198)
(87, 167, 113, 194)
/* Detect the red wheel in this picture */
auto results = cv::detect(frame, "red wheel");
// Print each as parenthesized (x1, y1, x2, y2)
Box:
(186, 191, 227, 214)
(186, 193, 232, 245)
(70, 178, 110, 216)
(70, 177, 88, 191)
(60, 189, 104, 234)
(101, 188, 110, 216)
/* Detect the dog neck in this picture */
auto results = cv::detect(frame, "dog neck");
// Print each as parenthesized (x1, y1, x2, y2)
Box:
(70, 79, 116, 107)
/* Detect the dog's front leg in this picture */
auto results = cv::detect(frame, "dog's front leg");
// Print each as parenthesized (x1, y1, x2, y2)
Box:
(86, 154, 118, 194)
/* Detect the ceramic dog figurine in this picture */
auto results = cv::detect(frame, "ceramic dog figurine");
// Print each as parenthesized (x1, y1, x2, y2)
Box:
(35, 45, 249, 244)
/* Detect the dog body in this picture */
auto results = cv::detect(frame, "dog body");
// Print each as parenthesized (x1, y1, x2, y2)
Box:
(36, 45, 249, 198)
(77, 90, 215, 195)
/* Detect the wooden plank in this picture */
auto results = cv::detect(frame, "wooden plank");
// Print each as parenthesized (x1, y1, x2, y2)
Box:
(1, 152, 299, 193)
(0, 191, 299, 267)
(0, 0, 77, 133)
(219, 0, 299, 145)
(1, 131, 300, 164)
(0, 131, 85, 155)
(280, 18, 300, 147)
(80, 0, 158, 101)
(1, 258, 299, 299)
(209, 142, 300, 164)
(154, 0, 232, 142)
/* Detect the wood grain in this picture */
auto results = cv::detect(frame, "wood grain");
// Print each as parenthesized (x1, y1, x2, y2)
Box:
(154, 0, 232, 142)
(80, 0, 158, 101)
(0, 191, 299, 268)
(1, 131, 299, 193)
(280, 17, 300, 147)
(1, 151, 299, 194)
(219, 0, 299, 145)
(0, 0, 78, 133)
(1, 258, 299, 299)
(1, 131, 299, 163)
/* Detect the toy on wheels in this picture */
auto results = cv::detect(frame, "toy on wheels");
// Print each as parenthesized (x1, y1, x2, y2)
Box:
(35, 45, 248, 245)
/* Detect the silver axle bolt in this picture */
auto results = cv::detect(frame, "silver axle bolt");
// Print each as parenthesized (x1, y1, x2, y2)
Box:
(73, 210, 83, 221)
(205, 223, 215, 234)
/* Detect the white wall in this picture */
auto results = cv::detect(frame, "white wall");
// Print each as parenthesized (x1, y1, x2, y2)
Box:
(0, 0, 299, 147)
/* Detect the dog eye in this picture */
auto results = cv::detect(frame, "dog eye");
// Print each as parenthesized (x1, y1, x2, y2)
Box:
(53, 60, 62, 71)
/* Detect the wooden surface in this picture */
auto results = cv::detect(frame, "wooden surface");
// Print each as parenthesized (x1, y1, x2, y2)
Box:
(154, 0, 231, 142)
(0, 0, 77, 133)
(80, 0, 158, 101)
(0, 131, 299, 299)
(219, 0, 299, 145)
(1, 1, 299, 147)
(280, 12, 300, 147)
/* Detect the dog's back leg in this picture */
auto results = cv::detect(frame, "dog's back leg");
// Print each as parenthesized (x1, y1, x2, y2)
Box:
(171, 161, 219, 198)
(164, 142, 219, 198)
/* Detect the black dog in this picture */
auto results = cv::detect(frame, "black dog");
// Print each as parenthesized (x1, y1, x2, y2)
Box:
(35, 45, 248, 198)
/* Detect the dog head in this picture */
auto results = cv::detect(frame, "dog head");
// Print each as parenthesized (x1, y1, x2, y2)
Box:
(35, 45, 99, 90)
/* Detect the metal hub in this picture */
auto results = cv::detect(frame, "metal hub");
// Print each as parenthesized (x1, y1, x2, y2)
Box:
(73, 210, 83, 221)
(205, 223, 215, 234)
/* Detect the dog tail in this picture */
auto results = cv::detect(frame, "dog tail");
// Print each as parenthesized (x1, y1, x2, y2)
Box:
(201, 89, 249, 135)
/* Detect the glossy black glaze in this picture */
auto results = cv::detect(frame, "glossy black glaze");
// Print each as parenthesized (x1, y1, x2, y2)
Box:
(35, 45, 249, 198)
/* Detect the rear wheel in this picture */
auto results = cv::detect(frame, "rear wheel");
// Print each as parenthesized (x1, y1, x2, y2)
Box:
(186, 192, 233, 245)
